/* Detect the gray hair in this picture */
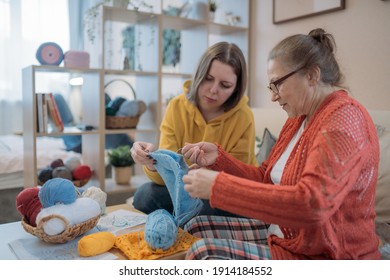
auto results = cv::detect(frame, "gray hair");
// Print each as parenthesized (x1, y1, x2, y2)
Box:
(268, 28, 343, 87)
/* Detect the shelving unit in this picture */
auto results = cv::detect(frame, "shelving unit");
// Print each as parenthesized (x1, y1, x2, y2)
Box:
(22, 0, 250, 196)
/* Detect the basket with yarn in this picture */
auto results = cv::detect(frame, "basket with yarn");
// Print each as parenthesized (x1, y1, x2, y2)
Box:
(16, 178, 106, 244)
(21, 214, 100, 244)
(37, 157, 93, 188)
(104, 79, 146, 129)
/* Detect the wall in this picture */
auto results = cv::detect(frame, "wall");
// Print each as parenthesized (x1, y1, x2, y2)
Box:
(249, 0, 390, 110)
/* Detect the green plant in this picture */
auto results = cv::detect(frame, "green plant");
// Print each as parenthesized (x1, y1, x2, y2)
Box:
(108, 145, 135, 167)
(163, 29, 181, 66)
(209, 0, 218, 13)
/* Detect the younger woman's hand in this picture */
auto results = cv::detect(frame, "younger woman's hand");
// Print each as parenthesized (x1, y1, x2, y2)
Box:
(130, 141, 156, 171)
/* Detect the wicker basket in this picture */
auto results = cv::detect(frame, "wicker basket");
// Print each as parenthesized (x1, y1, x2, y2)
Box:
(104, 79, 146, 129)
(106, 115, 141, 129)
(21, 214, 100, 243)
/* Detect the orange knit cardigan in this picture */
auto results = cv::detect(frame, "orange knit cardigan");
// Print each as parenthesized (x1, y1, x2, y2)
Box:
(209, 91, 381, 259)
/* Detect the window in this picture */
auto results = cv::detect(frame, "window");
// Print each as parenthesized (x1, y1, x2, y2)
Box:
(0, 0, 70, 101)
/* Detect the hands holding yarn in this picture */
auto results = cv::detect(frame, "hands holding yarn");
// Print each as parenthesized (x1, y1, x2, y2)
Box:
(130, 141, 157, 171)
(38, 157, 93, 187)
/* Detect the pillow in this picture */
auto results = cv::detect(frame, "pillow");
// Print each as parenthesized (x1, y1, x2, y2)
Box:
(375, 125, 390, 224)
(256, 128, 277, 165)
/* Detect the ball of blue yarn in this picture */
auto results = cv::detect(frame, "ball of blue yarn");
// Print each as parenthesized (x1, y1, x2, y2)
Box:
(144, 209, 178, 250)
(38, 178, 77, 208)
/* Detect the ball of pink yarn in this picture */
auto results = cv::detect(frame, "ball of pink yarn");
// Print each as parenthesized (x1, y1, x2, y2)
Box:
(15, 187, 42, 227)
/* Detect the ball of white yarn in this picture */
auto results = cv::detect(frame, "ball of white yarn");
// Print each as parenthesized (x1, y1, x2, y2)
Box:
(36, 197, 101, 236)
(81, 186, 107, 215)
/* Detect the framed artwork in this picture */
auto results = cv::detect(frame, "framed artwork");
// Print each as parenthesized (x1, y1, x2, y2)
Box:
(273, 0, 346, 24)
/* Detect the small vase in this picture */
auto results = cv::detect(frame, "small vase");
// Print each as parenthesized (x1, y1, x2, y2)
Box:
(113, 166, 132, 185)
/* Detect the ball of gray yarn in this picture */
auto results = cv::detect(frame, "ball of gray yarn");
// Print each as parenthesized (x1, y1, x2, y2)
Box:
(52, 166, 73, 181)
(116, 100, 140, 117)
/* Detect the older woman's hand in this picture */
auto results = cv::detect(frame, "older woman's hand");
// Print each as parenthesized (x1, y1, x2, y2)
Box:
(181, 142, 218, 167)
(183, 168, 219, 200)
(130, 141, 156, 171)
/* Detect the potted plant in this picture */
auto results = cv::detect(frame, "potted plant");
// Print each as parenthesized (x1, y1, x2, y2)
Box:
(107, 145, 135, 185)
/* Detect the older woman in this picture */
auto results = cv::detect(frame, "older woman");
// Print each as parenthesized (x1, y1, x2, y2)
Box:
(181, 28, 381, 260)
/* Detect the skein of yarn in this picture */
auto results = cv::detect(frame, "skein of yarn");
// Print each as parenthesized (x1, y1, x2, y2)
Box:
(144, 209, 178, 250)
(78, 231, 116, 257)
(36, 197, 101, 236)
(15, 187, 42, 227)
(52, 166, 73, 180)
(38, 167, 53, 185)
(64, 156, 82, 172)
(38, 178, 77, 208)
(72, 165, 92, 181)
(81, 186, 107, 215)
(50, 158, 64, 169)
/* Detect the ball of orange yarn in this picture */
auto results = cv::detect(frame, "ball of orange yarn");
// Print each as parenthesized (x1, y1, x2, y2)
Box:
(72, 165, 92, 181)
(15, 187, 42, 227)
(78, 231, 116, 257)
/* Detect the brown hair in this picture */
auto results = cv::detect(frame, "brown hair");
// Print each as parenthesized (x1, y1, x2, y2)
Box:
(187, 42, 247, 111)
(268, 28, 344, 87)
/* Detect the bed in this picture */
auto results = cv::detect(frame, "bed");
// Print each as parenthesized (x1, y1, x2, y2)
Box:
(0, 134, 81, 190)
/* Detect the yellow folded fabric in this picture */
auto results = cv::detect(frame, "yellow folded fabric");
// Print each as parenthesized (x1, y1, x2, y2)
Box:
(114, 228, 199, 260)
(78, 231, 116, 257)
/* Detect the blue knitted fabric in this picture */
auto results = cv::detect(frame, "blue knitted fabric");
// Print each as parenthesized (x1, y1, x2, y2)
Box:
(150, 149, 203, 226)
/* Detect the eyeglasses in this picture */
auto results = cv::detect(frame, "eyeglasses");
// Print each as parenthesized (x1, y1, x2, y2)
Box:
(267, 66, 305, 95)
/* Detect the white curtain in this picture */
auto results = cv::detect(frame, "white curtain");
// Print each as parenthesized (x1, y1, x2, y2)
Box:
(0, 0, 70, 134)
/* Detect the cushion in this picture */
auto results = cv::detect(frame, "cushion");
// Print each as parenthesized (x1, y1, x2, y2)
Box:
(375, 125, 390, 224)
(256, 128, 277, 165)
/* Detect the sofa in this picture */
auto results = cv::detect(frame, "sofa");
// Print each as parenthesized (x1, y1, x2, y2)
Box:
(251, 107, 390, 259)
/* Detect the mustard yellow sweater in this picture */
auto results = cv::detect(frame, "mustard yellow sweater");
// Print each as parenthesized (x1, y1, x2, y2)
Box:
(144, 81, 257, 185)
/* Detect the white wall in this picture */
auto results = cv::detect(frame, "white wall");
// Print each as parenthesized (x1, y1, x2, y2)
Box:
(249, 0, 390, 110)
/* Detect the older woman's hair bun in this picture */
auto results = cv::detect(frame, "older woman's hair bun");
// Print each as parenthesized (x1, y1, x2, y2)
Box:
(308, 28, 336, 53)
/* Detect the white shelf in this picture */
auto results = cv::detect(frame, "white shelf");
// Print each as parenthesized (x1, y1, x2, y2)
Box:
(22, 0, 250, 195)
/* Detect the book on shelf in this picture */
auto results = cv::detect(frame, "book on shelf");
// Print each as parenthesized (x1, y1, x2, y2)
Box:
(35, 93, 64, 133)
(35, 93, 48, 133)
(45, 93, 64, 132)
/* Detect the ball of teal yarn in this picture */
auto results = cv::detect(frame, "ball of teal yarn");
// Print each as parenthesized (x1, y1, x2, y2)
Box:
(144, 209, 178, 250)
(52, 166, 73, 180)
(38, 178, 77, 208)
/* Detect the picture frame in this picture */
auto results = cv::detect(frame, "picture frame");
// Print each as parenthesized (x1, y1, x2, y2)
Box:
(273, 0, 346, 24)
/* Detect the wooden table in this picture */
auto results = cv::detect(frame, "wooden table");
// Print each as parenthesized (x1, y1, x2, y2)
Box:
(0, 203, 187, 260)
